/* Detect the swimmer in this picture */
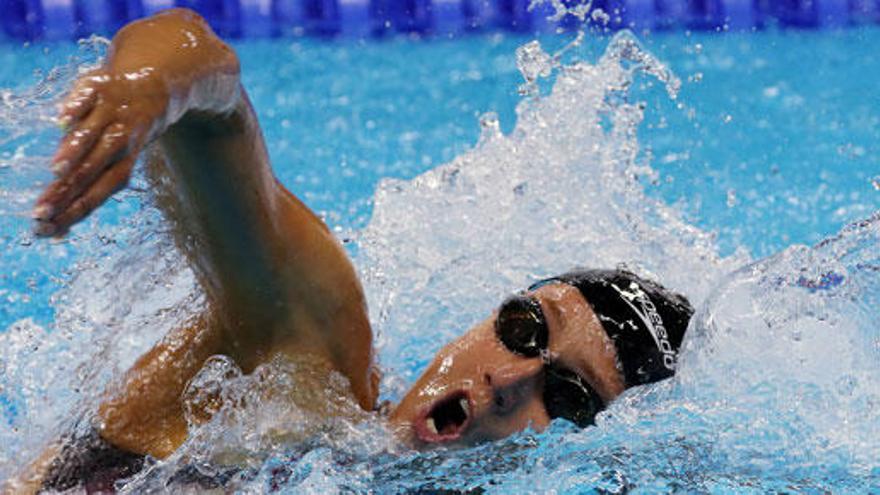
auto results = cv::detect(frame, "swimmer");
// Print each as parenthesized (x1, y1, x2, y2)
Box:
(10, 8, 694, 492)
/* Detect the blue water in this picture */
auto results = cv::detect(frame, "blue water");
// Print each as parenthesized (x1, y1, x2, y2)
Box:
(1, 26, 879, 491)
(234, 29, 880, 258)
(2, 29, 879, 328)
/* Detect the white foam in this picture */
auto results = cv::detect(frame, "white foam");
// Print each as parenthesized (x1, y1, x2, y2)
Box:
(355, 32, 745, 391)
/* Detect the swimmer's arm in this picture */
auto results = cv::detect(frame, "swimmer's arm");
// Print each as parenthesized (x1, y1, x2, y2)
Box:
(33, 9, 376, 417)
(34, 7, 375, 399)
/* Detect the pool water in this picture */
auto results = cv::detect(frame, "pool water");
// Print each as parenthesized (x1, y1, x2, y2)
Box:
(1, 24, 879, 492)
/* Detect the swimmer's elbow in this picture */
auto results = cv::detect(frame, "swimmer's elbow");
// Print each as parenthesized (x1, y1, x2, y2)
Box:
(112, 7, 240, 75)
(125, 7, 220, 39)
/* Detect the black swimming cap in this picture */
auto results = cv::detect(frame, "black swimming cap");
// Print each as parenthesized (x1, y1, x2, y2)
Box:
(531, 269, 693, 387)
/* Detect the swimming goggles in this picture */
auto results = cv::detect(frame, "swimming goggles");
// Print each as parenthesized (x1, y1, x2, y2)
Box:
(495, 295, 606, 427)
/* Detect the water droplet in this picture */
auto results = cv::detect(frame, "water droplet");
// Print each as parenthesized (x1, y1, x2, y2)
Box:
(763, 86, 780, 98)
(516, 40, 553, 96)
(836, 143, 866, 159)
(478, 112, 501, 142)
(726, 189, 737, 207)
(591, 8, 610, 25)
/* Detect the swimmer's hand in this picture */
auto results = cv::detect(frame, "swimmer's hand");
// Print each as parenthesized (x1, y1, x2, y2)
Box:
(32, 67, 168, 236)
(32, 8, 239, 237)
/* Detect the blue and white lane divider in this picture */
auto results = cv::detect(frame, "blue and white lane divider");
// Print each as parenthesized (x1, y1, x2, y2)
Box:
(0, 0, 875, 41)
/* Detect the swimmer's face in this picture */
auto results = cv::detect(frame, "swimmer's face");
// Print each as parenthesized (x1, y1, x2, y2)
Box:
(389, 283, 626, 447)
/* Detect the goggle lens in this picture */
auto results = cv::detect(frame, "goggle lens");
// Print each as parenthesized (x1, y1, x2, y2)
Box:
(542, 363, 604, 427)
(495, 293, 605, 426)
(495, 295, 548, 358)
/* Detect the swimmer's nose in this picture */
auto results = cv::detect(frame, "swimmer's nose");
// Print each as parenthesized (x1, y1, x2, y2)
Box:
(483, 357, 544, 389)
(479, 358, 544, 415)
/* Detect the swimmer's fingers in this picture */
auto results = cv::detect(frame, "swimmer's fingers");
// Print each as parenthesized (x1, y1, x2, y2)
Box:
(34, 156, 135, 237)
(35, 122, 135, 225)
(51, 106, 112, 176)
(56, 71, 105, 128)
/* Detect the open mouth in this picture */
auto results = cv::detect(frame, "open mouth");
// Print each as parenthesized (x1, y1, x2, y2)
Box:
(415, 391, 471, 443)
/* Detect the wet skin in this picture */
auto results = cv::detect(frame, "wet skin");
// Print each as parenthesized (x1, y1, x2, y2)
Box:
(11, 8, 623, 492)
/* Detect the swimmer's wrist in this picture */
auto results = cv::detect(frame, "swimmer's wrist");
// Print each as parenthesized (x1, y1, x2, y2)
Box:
(105, 8, 241, 130)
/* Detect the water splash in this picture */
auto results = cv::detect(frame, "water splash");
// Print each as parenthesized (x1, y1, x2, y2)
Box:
(529, 0, 598, 25)
(0, 36, 108, 161)
(359, 216, 880, 494)
(350, 29, 879, 492)
(118, 353, 394, 493)
(356, 31, 720, 393)
(0, 211, 203, 479)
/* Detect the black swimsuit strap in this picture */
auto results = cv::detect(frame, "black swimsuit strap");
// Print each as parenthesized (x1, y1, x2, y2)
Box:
(531, 268, 694, 387)
(40, 426, 145, 493)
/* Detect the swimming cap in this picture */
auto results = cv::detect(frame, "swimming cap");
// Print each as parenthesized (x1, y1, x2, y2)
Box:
(530, 269, 693, 387)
